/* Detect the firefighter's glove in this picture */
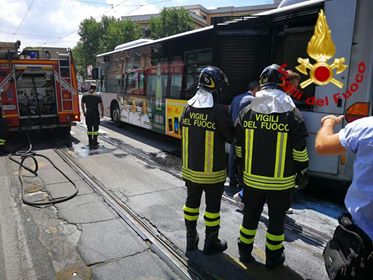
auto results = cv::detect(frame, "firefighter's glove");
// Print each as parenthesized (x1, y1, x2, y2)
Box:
(295, 170, 309, 191)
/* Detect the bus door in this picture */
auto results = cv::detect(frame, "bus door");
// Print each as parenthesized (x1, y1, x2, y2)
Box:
(271, 0, 357, 177)
(144, 64, 169, 133)
(124, 68, 158, 131)
(215, 15, 272, 104)
(303, 0, 357, 176)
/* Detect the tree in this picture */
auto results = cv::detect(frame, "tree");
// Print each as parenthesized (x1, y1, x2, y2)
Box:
(149, 8, 194, 39)
(73, 16, 142, 77)
(72, 41, 85, 77)
(76, 17, 101, 70)
(99, 18, 142, 53)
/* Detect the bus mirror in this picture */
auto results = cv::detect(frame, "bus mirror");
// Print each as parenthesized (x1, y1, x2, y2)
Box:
(92, 68, 99, 79)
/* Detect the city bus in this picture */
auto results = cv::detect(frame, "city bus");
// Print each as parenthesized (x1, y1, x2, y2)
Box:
(78, 79, 97, 93)
(95, 0, 372, 182)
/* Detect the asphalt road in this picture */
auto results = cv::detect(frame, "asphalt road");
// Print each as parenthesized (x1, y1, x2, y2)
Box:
(0, 120, 347, 279)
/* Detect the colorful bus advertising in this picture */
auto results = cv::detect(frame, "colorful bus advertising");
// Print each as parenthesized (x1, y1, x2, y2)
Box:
(165, 99, 187, 139)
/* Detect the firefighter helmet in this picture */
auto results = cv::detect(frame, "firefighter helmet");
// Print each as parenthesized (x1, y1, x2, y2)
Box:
(198, 66, 228, 93)
(259, 64, 285, 89)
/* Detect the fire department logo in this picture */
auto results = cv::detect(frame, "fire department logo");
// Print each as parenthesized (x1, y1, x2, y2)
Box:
(296, 10, 347, 89)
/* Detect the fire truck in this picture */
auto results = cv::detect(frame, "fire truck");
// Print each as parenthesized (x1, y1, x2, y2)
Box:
(0, 41, 80, 134)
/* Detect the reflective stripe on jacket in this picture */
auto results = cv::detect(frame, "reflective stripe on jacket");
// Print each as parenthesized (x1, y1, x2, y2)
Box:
(181, 104, 234, 185)
(235, 107, 309, 191)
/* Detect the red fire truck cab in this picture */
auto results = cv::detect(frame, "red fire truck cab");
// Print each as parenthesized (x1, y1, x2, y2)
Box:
(0, 41, 80, 133)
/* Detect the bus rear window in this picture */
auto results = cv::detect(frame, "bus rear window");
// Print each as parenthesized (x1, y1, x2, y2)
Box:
(272, 29, 315, 111)
(184, 49, 212, 99)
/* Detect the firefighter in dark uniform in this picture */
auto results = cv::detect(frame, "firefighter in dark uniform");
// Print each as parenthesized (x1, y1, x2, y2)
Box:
(81, 84, 104, 149)
(235, 64, 309, 268)
(0, 92, 9, 155)
(181, 66, 234, 255)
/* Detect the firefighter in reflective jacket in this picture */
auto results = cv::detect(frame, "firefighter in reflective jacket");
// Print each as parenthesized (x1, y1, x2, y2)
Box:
(235, 64, 309, 268)
(181, 66, 234, 255)
(0, 93, 9, 155)
(81, 84, 104, 149)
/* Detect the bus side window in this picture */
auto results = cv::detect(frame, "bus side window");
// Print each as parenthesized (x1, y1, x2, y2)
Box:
(139, 73, 145, 93)
(126, 71, 145, 95)
(169, 64, 183, 99)
(183, 49, 212, 99)
(127, 71, 138, 94)
(184, 65, 201, 99)
(127, 72, 136, 94)
(146, 73, 156, 97)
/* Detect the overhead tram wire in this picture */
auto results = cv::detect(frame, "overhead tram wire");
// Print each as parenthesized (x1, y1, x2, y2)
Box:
(6, 0, 174, 45)
(123, 0, 172, 16)
(69, 0, 113, 7)
(68, 0, 167, 7)
(51, 0, 130, 44)
(4, 0, 130, 42)
(12, 0, 37, 39)
(51, 0, 172, 45)
(0, 30, 63, 38)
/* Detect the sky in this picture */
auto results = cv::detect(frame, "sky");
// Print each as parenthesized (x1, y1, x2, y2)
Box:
(0, 0, 273, 49)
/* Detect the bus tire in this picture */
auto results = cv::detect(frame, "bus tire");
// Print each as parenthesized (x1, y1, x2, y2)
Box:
(110, 102, 121, 126)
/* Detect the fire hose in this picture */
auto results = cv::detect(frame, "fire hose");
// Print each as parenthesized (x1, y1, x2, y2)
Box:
(8, 132, 78, 206)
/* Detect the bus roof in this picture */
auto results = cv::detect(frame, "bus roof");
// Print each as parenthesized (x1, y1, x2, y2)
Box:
(256, 0, 325, 15)
(114, 39, 154, 51)
(97, 26, 214, 58)
(96, 0, 325, 58)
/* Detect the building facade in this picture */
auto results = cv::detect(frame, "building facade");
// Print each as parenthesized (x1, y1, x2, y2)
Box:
(121, 1, 281, 30)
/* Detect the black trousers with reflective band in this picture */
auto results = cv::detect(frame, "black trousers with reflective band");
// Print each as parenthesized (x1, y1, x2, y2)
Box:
(86, 113, 100, 145)
(185, 182, 224, 233)
(242, 186, 293, 257)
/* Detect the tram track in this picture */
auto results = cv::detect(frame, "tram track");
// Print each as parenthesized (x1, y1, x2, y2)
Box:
(75, 124, 329, 248)
(78, 124, 329, 249)
(54, 147, 212, 280)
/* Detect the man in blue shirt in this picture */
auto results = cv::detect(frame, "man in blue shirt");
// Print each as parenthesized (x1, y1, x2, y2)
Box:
(315, 115, 373, 242)
(227, 81, 259, 195)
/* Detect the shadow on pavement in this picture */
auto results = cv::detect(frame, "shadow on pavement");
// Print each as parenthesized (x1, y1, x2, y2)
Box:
(290, 176, 347, 219)
(186, 249, 304, 280)
(100, 120, 181, 155)
(7, 129, 80, 152)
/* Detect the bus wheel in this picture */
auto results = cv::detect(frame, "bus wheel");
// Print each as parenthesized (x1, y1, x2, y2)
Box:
(111, 102, 121, 126)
